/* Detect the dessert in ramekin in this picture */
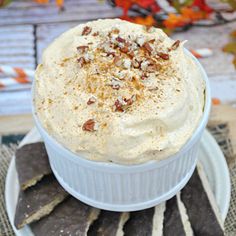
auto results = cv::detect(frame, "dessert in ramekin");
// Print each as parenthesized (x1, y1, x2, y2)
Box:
(33, 19, 210, 211)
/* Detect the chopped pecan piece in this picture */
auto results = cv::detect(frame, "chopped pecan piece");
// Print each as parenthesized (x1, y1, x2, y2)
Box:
(77, 57, 86, 68)
(107, 52, 116, 57)
(124, 95, 136, 105)
(146, 63, 161, 73)
(82, 119, 96, 131)
(171, 40, 180, 50)
(110, 78, 122, 90)
(114, 56, 122, 66)
(124, 98, 132, 106)
(128, 51, 135, 58)
(77, 46, 89, 53)
(82, 26, 92, 36)
(132, 59, 141, 68)
(92, 32, 99, 36)
(114, 99, 124, 112)
(87, 96, 96, 105)
(157, 52, 169, 60)
(114, 95, 136, 112)
(120, 46, 129, 53)
(112, 84, 120, 90)
(141, 74, 148, 80)
(116, 36, 126, 43)
(143, 42, 153, 54)
(149, 39, 155, 43)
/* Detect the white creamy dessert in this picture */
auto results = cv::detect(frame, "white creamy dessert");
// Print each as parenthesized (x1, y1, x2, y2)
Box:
(34, 19, 205, 164)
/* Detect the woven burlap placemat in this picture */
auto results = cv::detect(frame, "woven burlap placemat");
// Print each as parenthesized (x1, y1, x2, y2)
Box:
(0, 124, 236, 235)
(0, 144, 17, 236)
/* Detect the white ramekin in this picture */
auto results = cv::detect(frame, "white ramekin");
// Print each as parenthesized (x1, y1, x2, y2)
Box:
(32, 50, 211, 211)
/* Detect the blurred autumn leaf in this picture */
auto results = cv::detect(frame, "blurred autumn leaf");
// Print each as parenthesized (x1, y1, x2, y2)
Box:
(163, 7, 208, 29)
(223, 31, 236, 68)
(221, 0, 236, 10)
(171, 0, 194, 13)
(223, 42, 236, 54)
(230, 30, 236, 38)
(34, 0, 63, 7)
(0, 0, 12, 7)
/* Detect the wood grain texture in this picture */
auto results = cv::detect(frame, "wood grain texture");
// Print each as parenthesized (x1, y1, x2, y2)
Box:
(0, 114, 33, 135)
(0, 25, 35, 69)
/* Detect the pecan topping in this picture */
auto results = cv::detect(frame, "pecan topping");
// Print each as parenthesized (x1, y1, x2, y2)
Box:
(112, 84, 120, 90)
(92, 32, 99, 36)
(141, 74, 147, 80)
(116, 36, 125, 43)
(146, 63, 161, 73)
(82, 26, 92, 36)
(77, 46, 89, 53)
(77, 57, 86, 68)
(114, 56, 122, 66)
(171, 40, 180, 50)
(125, 95, 136, 105)
(82, 119, 96, 131)
(143, 42, 153, 54)
(157, 52, 169, 60)
(109, 77, 122, 90)
(149, 39, 155, 44)
(128, 51, 135, 58)
(114, 99, 124, 112)
(114, 95, 136, 112)
(87, 96, 96, 105)
(132, 59, 141, 68)
(107, 52, 116, 57)
(120, 46, 129, 53)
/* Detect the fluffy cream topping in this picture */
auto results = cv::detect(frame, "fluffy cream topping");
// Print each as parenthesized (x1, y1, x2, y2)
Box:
(34, 19, 205, 164)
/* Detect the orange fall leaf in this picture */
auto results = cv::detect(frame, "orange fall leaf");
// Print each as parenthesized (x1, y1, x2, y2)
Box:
(34, 0, 63, 7)
(212, 98, 221, 105)
(163, 7, 209, 29)
(131, 15, 156, 26)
